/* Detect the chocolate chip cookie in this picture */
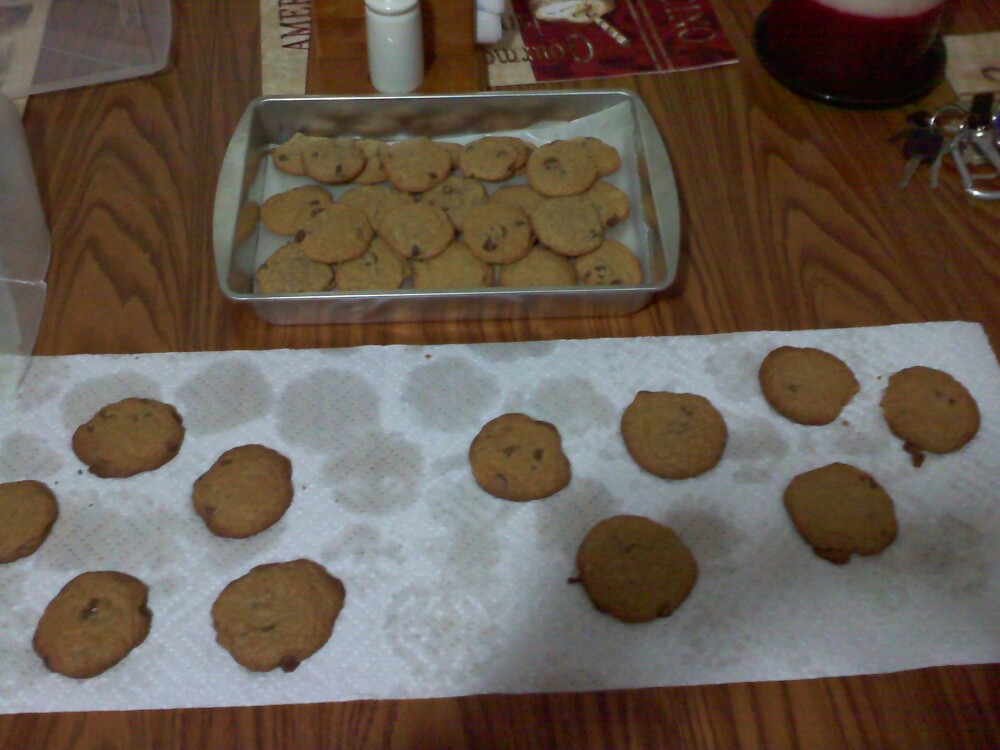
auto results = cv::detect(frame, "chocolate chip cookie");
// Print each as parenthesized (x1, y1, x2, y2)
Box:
(575, 515, 698, 623)
(212, 559, 346, 673)
(530, 196, 604, 257)
(336, 237, 410, 291)
(295, 204, 374, 264)
(419, 175, 488, 230)
(880, 366, 980, 458)
(382, 137, 452, 193)
(526, 140, 598, 197)
(33, 571, 152, 678)
(759, 347, 860, 426)
(498, 245, 576, 288)
(379, 203, 455, 259)
(339, 184, 415, 232)
(72, 398, 185, 478)
(303, 138, 366, 184)
(464, 203, 533, 264)
(411, 240, 492, 290)
(255, 242, 335, 294)
(0, 480, 58, 563)
(459, 136, 529, 181)
(575, 240, 642, 285)
(260, 186, 333, 236)
(469, 413, 572, 501)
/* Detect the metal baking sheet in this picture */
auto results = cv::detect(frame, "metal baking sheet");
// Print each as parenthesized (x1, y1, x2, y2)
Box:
(212, 91, 681, 325)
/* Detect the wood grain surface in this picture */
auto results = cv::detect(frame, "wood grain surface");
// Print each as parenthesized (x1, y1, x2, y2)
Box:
(6, 0, 1000, 746)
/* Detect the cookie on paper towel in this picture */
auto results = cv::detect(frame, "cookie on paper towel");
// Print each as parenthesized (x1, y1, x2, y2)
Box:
(758, 346, 860, 426)
(0, 480, 58, 563)
(72, 397, 185, 478)
(469, 413, 571, 501)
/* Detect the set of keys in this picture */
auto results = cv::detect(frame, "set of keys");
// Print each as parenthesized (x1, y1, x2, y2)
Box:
(893, 92, 1000, 199)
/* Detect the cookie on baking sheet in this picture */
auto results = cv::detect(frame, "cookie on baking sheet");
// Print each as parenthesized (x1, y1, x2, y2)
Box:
(498, 245, 576, 288)
(339, 184, 415, 232)
(459, 136, 529, 182)
(303, 138, 366, 184)
(759, 346, 860, 426)
(255, 242, 335, 294)
(72, 398, 185, 478)
(469, 413, 571, 501)
(581, 180, 630, 228)
(783, 462, 898, 564)
(270, 133, 328, 176)
(382, 137, 452, 193)
(0, 480, 58, 563)
(336, 237, 410, 291)
(464, 203, 533, 264)
(411, 240, 492, 290)
(419, 175, 488, 231)
(193, 445, 294, 539)
(212, 559, 346, 673)
(439, 141, 465, 171)
(295, 204, 373, 264)
(33, 571, 152, 678)
(620, 391, 727, 480)
(530, 196, 604, 257)
(571, 136, 622, 176)
(526, 140, 599, 197)
(575, 240, 642, 286)
(489, 184, 547, 216)
(575, 515, 698, 624)
(352, 139, 388, 184)
(880, 366, 980, 458)
(260, 185, 333, 236)
(235, 201, 260, 245)
(379, 203, 455, 260)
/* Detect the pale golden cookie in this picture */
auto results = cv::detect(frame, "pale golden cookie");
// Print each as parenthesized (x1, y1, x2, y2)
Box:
(784, 462, 898, 564)
(336, 237, 410, 291)
(212, 559, 346, 673)
(489, 184, 547, 216)
(379, 203, 454, 260)
(498, 246, 576, 288)
(260, 186, 333, 236)
(72, 398, 185, 478)
(575, 240, 642, 286)
(411, 240, 492, 290)
(571, 136, 622, 176)
(759, 347, 860, 426)
(33, 571, 152, 678)
(295, 204, 374, 264)
(339, 184, 415, 232)
(255, 242, 334, 294)
(464, 203, 533, 264)
(880, 366, 980, 457)
(382, 138, 452, 193)
(530, 196, 603, 257)
(353, 139, 388, 184)
(459, 136, 528, 182)
(526, 140, 598, 197)
(576, 515, 698, 623)
(580, 180, 630, 228)
(620, 391, 727, 479)
(419, 175, 488, 230)
(270, 133, 328, 176)
(303, 138, 366, 184)
(469, 413, 571, 501)
(0, 480, 58, 563)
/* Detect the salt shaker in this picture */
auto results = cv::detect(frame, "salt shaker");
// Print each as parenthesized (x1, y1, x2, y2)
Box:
(366, 0, 424, 94)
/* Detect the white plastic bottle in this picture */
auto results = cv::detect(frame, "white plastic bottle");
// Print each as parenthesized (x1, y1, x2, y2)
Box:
(366, 0, 425, 94)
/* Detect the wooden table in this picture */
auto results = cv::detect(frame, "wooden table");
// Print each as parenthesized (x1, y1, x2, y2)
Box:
(4, 0, 999, 746)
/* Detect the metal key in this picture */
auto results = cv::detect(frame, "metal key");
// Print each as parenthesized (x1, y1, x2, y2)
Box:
(892, 114, 945, 188)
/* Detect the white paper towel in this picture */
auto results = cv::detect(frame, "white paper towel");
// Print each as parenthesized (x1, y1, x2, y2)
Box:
(1, 322, 998, 714)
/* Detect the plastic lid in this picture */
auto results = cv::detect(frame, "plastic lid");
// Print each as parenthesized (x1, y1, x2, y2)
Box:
(365, 0, 419, 15)
(0, 0, 172, 98)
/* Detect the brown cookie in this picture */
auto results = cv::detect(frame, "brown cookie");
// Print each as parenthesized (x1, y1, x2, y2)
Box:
(260, 186, 333, 236)
(0, 480, 58, 563)
(783, 462, 898, 564)
(759, 347, 860, 426)
(469, 413, 571, 501)
(575, 515, 698, 623)
(212, 559, 346, 673)
(526, 140, 598, 197)
(336, 237, 410, 291)
(382, 137, 452, 193)
(302, 138, 366, 184)
(464, 203, 533, 264)
(498, 245, 576, 288)
(419, 175, 488, 230)
(72, 398, 185, 478)
(353, 139, 388, 184)
(255, 242, 335, 294)
(411, 240, 492, 290)
(489, 184, 547, 216)
(570, 136, 622, 176)
(580, 180, 630, 228)
(235, 201, 260, 245)
(620, 391, 728, 480)
(439, 141, 465, 171)
(33, 571, 152, 678)
(295, 204, 374, 264)
(459, 136, 528, 181)
(530, 196, 604, 257)
(270, 133, 328, 176)
(880, 366, 980, 457)
(379, 203, 455, 260)
(575, 240, 642, 286)
(193, 445, 294, 539)
(339, 184, 415, 233)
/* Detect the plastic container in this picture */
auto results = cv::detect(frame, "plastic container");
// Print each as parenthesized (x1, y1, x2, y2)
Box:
(365, 0, 424, 94)
(0, 93, 49, 395)
(1, 0, 172, 98)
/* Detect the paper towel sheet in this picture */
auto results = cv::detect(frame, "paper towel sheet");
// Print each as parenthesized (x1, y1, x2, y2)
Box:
(1, 322, 998, 714)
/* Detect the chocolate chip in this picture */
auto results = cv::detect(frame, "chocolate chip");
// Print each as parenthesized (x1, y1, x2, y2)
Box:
(295, 230, 307, 243)
(483, 238, 497, 252)
(533, 448, 544, 461)
(410, 244, 421, 257)
(280, 657, 301, 673)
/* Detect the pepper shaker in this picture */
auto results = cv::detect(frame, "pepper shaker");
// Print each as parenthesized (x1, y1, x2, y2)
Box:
(366, 0, 424, 94)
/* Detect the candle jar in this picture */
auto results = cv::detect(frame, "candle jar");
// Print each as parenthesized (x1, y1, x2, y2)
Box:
(754, 0, 948, 108)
